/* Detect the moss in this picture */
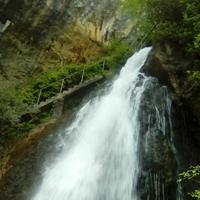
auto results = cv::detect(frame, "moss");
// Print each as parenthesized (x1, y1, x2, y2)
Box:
(16, 40, 131, 106)
(0, 40, 131, 144)
(0, 112, 52, 148)
(16, 112, 52, 136)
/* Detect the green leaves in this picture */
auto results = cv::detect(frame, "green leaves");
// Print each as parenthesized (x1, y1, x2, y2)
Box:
(146, 0, 182, 23)
(0, 40, 131, 144)
(179, 165, 200, 181)
(0, 87, 27, 128)
(191, 190, 200, 199)
(2, 40, 130, 109)
(179, 166, 200, 199)
(122, 0, 146, 16)
(194, 34, 200, 49)
(187, 71, 200, 83)
(144, 0, 200, 64)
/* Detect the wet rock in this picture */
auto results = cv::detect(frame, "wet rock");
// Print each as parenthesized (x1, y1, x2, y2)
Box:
(141, 43, 200, 199)
(52, 99, 64, 118)
(142, 43, 200, 144)
(137, 78, 177, 200)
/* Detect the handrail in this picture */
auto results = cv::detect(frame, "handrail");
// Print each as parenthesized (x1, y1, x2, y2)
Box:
(35, 24, 158, 106)
(36, 62, 106, 105)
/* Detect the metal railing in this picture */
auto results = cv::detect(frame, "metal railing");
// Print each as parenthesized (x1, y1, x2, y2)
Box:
(34, 24, 158, 106)
(35, 62, 106, 106)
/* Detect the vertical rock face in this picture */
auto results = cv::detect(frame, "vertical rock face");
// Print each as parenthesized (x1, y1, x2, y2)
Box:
(0, 0, 133, 81)
(143, 44, 200, 151)
(142, 44, 200, 199)
(136, 78, 177, 200)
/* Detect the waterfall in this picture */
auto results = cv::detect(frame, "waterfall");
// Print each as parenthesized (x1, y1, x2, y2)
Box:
(31, 47, 157, 200)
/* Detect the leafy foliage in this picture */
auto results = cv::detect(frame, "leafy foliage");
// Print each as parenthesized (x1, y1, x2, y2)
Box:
(179, 0, 200, 60)
(16, 40, 130, 106)
(123, 0, 200, 65)
(0, 88, 27, 129)
(122, 0, 146, 16)
(179, 166, 200, 199)
(187, 71, 200, 83)
(191, 190, 200, 199)
(179, 166, 200, 181)
(0, 40, 130, 143)
(2, 40, 129, 110)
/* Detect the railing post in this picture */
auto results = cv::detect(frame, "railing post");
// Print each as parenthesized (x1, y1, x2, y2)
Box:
(80, 69, 85, 84)
(37, 89, 42, 105)
(60, 79, 64, 93)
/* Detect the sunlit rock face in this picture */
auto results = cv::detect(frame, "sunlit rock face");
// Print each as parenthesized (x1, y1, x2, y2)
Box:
(0, 0, 133, 81)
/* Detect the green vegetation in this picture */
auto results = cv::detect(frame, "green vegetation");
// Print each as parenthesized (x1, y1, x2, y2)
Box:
(122, 0, 146, 16)
(187, 71, 200, 84)
(19, 63, 104, 105)
(123, 1, 200, 198)
(0, 112, 52, 147)
(179, 166, 200, 199)
(0, 40, 130, 144)
(0, 88, 27, 129)
(18, 40, 130, 106)
(124, 0, 200, 66)
(186, 70, 200, 99)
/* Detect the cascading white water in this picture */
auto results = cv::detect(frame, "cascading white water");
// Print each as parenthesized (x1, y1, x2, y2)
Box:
(31, 47, 152, 200)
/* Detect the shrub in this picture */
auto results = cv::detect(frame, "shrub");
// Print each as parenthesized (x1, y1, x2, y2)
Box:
(178, 166, 200, 199)
(187, 71, 200, 83)
(0, 40, 131, 144)
(16, 40, 130, 106)
(123, 0, 200, 66)
(0, 87, 27, 130)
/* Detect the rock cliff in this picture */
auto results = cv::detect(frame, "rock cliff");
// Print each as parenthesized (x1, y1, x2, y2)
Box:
(143, 43, 200, 163)
(0, 0, 133, 83)
(141, 43, 200, 199)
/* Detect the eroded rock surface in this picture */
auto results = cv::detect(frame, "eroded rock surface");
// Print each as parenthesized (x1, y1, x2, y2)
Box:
(0, 0, 133, 83)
